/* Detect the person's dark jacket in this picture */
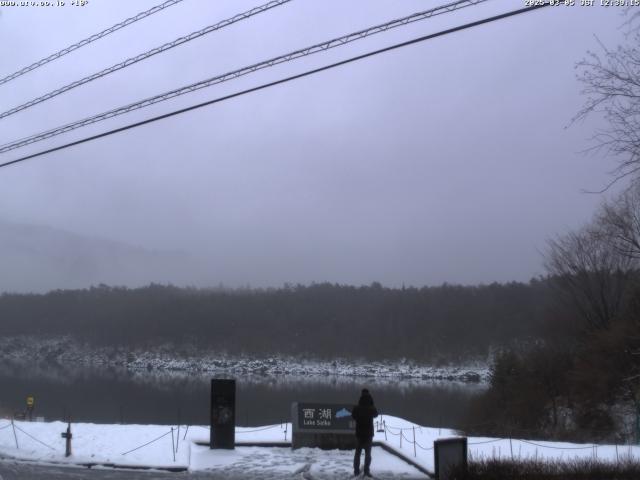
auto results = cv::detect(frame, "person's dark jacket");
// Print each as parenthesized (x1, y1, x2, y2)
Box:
(351, 392, 378, 440)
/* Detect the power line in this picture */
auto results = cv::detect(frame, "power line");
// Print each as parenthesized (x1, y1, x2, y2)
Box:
(0, 3, 551, 170)
(0, 0, 488, 154)
(0, 0, 185, 86)
(0, 0, 292, 121)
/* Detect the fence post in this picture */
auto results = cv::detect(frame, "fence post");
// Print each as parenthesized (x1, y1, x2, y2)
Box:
(11, 419, 19, 449)
(383, 421, 387, 441)
(176, 425, 180, 454)
(64, 422, 72, 457)
(400, 428, 402, 449)
(413, 426, 416, 457)
(171, 428, 176, 462)
(509, 437, 513, 460)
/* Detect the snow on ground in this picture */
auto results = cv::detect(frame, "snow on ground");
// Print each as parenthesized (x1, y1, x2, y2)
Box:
(1, 415, 639, 477)
(0, 335, 489, 382)
(190, 445, 422, 478)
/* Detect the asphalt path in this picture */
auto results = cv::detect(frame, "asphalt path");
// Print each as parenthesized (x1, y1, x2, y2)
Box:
(0, 460, 429, 479)
(0, 461, 225, 480)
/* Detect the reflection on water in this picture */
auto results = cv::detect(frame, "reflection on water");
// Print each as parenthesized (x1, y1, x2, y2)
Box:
(0, 361, 485, 428)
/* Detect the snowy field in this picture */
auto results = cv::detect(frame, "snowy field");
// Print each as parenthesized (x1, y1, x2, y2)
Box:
(0, 415, 638, 478)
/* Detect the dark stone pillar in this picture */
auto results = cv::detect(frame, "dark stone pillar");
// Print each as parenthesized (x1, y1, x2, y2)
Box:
(210, 379, 235, 449)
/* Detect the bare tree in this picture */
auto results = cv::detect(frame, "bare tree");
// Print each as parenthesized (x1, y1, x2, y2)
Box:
(598, 182, 640, 260)
(545, 221, 634, 331)
(574, 14, 640, 187)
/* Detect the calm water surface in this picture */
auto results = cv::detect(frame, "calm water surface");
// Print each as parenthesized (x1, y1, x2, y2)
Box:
(0, 361, 485, 428)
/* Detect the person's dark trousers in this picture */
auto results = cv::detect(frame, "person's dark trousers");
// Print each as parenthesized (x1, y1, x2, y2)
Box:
(354, 437, 373, 475)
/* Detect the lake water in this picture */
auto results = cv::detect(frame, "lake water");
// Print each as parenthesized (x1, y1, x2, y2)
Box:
(0, 361, 485, 429)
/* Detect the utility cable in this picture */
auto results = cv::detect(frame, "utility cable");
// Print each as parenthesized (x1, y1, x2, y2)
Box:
(0, 0, 292, 120)
(0, 0, 185, 86)
(0, 0, 488, 152)
(0, 3, 551, 170)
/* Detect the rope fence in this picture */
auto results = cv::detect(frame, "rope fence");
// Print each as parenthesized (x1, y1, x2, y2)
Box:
(414, 440, 433, 451)
(385, 424, 432, 456)
(380, 422, 636, 461)
(12, 424, 56, 450)
(121, 430, 173, 456)
(519, 439, 597, 451)
(236, 425, 282, 434)
(468, 438, 504, 445)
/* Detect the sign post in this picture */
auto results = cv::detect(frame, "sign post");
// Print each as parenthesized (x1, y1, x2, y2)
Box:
(60, 422, 72, 457)
(26, 396, 34, 422)
(210, 379, 235, 449)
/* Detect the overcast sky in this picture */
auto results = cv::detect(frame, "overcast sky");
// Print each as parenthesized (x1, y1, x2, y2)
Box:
(0, 0, 632, 289)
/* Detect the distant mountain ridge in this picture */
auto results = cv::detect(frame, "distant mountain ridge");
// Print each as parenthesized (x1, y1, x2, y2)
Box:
(0, 219, 203, 293)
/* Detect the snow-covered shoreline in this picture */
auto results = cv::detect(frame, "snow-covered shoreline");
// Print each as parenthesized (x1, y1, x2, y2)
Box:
(0, 416, 637, 477)
(0, 335, 490, 382)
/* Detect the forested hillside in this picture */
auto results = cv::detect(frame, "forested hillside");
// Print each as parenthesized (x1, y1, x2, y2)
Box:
(0, 281, 550, 361)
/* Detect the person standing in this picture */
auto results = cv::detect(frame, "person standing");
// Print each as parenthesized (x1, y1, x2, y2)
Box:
(351, 388, 378, 477)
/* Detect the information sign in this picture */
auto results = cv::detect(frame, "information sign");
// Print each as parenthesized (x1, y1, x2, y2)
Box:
(297, 403, 355, 431)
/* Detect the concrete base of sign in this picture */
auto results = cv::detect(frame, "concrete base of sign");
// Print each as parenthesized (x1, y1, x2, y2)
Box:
(292, 432, 356, 450)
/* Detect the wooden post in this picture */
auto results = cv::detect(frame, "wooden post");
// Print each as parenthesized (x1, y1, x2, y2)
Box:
(383, 420, 387, 441)
(509, 437, 513, 460)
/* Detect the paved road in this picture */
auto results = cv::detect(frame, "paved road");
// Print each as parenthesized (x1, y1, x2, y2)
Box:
(1, 461, 231, 479)
(0, 463, 285, 479)
(0, 461, 429, 480)
(0, 462, 187, 480)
